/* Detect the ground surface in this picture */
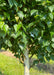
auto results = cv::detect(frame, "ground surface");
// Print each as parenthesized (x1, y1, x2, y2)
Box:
(0, 50, 54, 75)
(0, 50, 15, 58)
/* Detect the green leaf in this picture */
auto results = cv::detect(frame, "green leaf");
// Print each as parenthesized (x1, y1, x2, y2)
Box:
(17, 11, 24, 19)
(5, 39, 12, 47)
(13, 0, 18, 7)
(50, 55, 54, 60)
(4, 12, 10, 20)
(49, 13, 53, 20)
(14, 23, 22, 32)
(14, 24, 18, 32)
(51, 43, 54, 48)
(43, 41, 50, 47)
(40, 15, 47, 21)
(22, 32, 27, 45)
(0, 16, 4, 21)
(0, 30, 6, 38)
(0, 22, 4, 29)
(46, 46, 52, 53)
(31, 28, 39, 37)
(30, 9, 38, 16)
(23, 0, 26, 4)
(11, 33, 16, 39)
(8, 0, 18, 7)
(48, 5, 54, 12)
(47, 21, 52, 28)
(26, 21, 36, 28)
(33, 60, 39, 65)
(27, 0, 29, 2)
(17, 22, 22, 30)
(38, 53, 44, 60)
(47, 21, 52, 25)
(19, 43, 24, 50)
(36, 0, 42, 2)
(3, 25, 9, 33)
(11, 31, 22, 39)
(50, 32, 54, 37)
(23, 8, 27, 12)
(8, 0, 14, 8)
(22, 25, 26, 32)
(51, 38, 54, 42)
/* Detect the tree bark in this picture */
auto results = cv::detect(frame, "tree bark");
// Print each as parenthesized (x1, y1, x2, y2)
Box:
(24, 49, 30, 75)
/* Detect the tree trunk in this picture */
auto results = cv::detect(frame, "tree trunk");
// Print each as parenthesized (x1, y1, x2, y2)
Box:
(24, 49, 30, 75)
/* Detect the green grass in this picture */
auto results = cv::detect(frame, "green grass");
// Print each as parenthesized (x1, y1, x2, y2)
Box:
(0, 53, 53, 75)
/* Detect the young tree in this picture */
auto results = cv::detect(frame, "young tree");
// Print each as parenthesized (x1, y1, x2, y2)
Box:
(0, 0, 54, 75)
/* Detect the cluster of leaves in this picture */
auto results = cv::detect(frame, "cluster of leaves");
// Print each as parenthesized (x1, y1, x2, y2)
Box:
(0, 0, 54, 64)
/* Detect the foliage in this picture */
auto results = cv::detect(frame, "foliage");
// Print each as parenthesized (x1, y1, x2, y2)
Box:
(0, 0, 54, 65)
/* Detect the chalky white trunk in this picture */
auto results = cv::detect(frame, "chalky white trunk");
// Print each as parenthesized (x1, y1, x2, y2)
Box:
(24, 49, 29, 75)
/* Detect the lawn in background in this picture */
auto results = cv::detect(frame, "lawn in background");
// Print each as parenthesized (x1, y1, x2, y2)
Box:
(0, 53, 53, 75)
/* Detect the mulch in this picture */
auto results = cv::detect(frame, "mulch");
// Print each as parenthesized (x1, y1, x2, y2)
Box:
(0, 50, 15, 58)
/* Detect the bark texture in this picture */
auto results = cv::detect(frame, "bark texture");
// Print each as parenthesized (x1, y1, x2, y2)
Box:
(24, 49, 30, 75)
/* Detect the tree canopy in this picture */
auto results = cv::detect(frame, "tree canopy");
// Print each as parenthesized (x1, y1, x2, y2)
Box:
(0, 0, 54, 64)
